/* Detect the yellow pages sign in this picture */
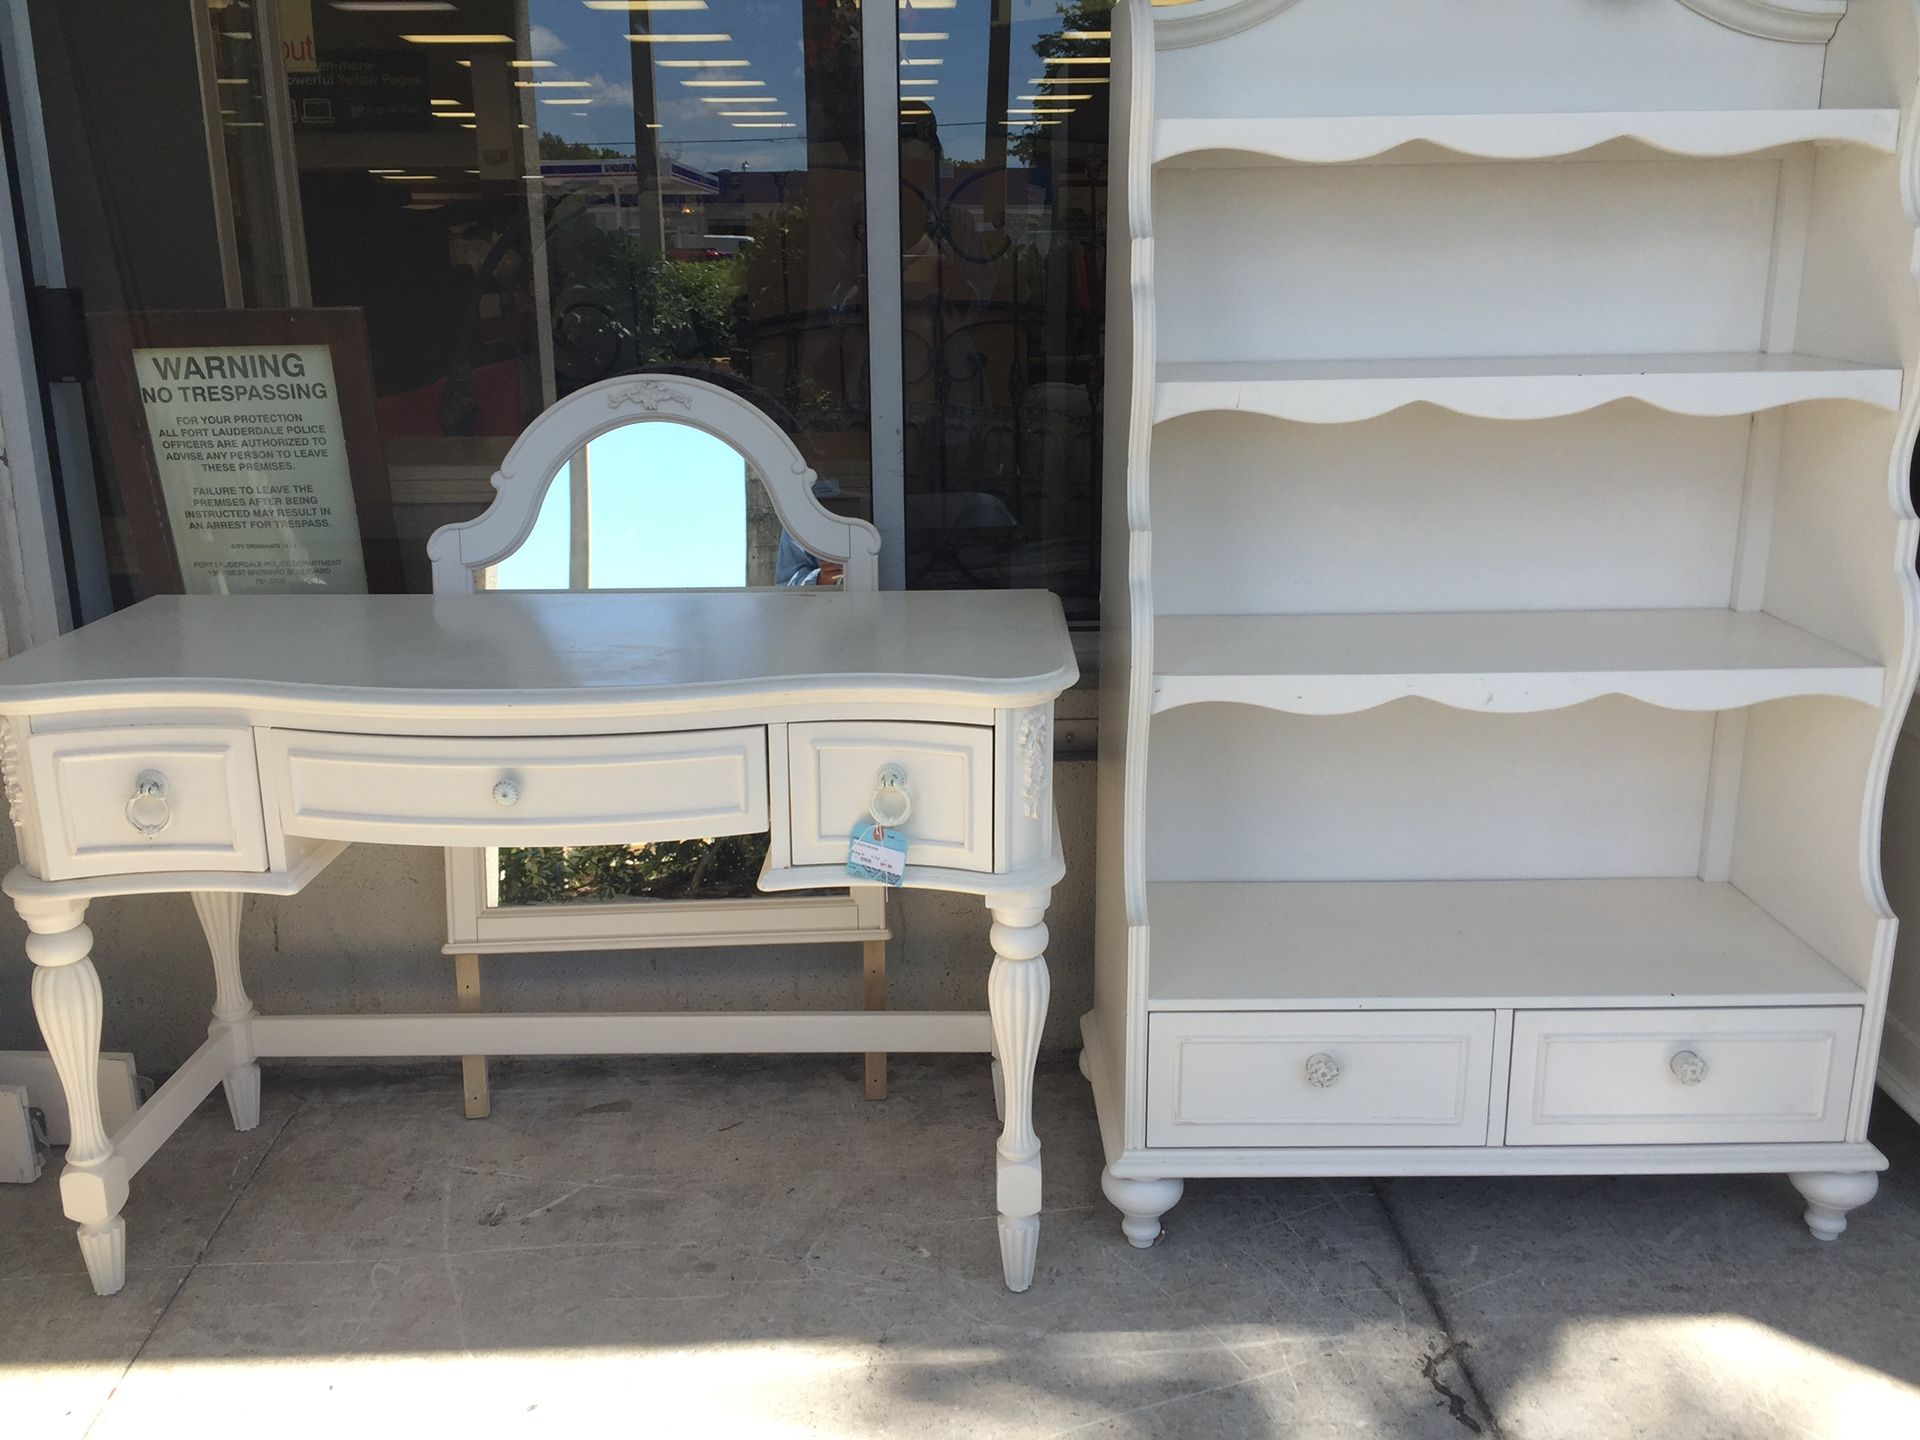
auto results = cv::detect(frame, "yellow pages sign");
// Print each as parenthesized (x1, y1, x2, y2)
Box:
(132, 344, 369, 593)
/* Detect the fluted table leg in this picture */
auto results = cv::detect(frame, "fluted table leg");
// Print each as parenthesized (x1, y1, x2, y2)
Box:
(987, 893, 1050, 1293)
(15, 889, 128, 1296)
(192, 891, 259, 1131)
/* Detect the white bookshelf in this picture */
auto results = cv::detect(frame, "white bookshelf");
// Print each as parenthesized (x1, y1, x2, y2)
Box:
(1088, 0, 1920, 1249)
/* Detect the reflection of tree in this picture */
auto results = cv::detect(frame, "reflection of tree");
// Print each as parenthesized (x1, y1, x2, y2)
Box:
(499, 836, 768, 904)
(546, 220, 744, 383)
(538, 131, 625, 162)
(1010, 1, 1113, 167)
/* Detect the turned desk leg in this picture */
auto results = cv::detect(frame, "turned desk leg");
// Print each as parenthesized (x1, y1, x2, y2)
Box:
(191, 892, 259, 1131)
(987, 895, 1050, 1293)
(15, 892, 127, 1295)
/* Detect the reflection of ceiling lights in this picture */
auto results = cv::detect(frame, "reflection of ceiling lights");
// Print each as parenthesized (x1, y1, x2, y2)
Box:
(368, 168, 408, 174)
(682, 78, 763, 87)
(731, 122, 796, 129)
(1020, 93, 1090, 101)
(331, 2, 455, 12)
(700, 96, 777, 104)
(657, 58, 750, 67)
(899, 0, 957, 9)
(400, 34, 514, 44)
(1061, 30, 1112, 40)
(1043, 56, 1111, 65)
(540, 97, 594, 105)
(515, 79, 591, 88)
(1008, 108, 1073, 116)
(1030, 75, 1107, 84)
(431, 110, 478, 118)
(430, 97, 462, 106)
(584, 1, 708, 9)
(900, 31, 948, 41)
(901, 57, 942, 66)
(719, 110, 785, 117)
(380, 174, 439, 180)
(457, 58, 555, 67)
(627, 32, 731, 42)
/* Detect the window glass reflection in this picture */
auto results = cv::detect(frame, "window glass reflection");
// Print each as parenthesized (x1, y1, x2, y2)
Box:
(899, 0, 1108, 624)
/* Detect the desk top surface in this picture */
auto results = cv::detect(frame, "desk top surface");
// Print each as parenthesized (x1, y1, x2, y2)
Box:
(0, 590, 1078, 713)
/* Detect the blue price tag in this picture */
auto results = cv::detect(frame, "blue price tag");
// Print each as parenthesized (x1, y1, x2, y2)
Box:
(847, 822, 908, 886)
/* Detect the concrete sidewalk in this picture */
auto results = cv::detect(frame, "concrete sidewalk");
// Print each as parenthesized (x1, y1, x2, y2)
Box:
(3, 1053, 1917, 1438)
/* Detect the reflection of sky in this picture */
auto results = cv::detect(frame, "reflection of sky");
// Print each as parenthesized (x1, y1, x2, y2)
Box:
(527, 0, 1091, 168)
(492, 422, 747, 589)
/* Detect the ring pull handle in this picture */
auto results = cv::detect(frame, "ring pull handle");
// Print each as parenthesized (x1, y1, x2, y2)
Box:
(125, 770, 172, 836)
(869, 763, 912, 828)
(1670, 1049, 1708, 1086)
(492, 778, 521, 808)
(1304, 1052, 1341, 1089)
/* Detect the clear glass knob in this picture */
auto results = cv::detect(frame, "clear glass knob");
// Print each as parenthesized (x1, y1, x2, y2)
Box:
(492, 778, 520, 808)
(1670, 1050, 1708, 1086)
(125, 771, 171, 836)
(869, 763, 912, 828)
(1304, 1052, 1341, 1088)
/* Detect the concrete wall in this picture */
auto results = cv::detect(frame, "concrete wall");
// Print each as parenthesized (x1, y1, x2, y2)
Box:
(0, 760, 1095, 1072)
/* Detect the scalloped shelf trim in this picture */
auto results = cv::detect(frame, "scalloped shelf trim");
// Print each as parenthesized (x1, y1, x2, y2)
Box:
(1150, 609, 1884, 717)
(1152, 354, 1903, 425)
(1154, 109, 1897, 167)
(1676, 0, 1847, 45)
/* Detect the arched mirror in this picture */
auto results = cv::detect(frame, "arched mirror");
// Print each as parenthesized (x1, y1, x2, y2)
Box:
(431, 377, 885, 1012)
(484, 419, 850, 593)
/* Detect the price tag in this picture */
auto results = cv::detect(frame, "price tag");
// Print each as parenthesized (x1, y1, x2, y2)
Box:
(847, 822, 908, 886)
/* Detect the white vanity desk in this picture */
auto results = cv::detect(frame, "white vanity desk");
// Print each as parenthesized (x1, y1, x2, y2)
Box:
(0, 587, 1075, 1296)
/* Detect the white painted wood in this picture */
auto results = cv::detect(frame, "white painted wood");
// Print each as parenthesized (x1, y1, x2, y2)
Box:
(1151, 609, 1882, 716)
(1505, 1006, 1861, 1145)
(1144, 880, 1863, 1011)
(1151, 410, 1752, 617)
(23, 725, 267, 881)
(1153, 354, 1901, 425)
(1146, 1010, 1496, 1148)
(1155, 109, 1895, 167)
(987, 901, 1050, 1292)
(786, 721, 994, 871)
(0, 592, 1077, 717)
(1153, 1, 1827, 116)
(1086, 0, 1918, 1247)
(1789, 1168, 1880, 1239)
(426, 373, 880, 593)
(0, 586, 1073, 1294)
(1148, 699, 1715, 882)
(264, 727, 769, 848)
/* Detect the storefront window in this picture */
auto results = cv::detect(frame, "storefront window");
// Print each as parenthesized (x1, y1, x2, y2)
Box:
(898, 0, 1108, 624)
(7, 0, 1106, 621)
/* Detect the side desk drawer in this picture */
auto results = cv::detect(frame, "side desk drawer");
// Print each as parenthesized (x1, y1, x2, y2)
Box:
(1146, 1010, 1497, 1148)
(787, 721, 993, 872)
(25, 725, 267, 880)
(1505, 1007, 1860, 1146)
(264, 728, 768, 847)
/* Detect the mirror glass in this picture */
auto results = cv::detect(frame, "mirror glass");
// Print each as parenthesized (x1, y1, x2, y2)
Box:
(485, 418, 837, 591)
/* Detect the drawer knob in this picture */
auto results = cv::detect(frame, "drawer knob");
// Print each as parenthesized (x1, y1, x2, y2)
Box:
(1304, 1052, 1341, 1089)
(492, 778, 521, 808)
(125, 771, 172, 836)
(1670, 1050, 1708, 1086)
(869, 763, 913, 828)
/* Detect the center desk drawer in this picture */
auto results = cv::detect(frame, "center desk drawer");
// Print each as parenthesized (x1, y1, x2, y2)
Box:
(264, 729, 768, 847)
(1505, 1007, 1861, 1146)
(1147, 1011, 1497, 1148)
